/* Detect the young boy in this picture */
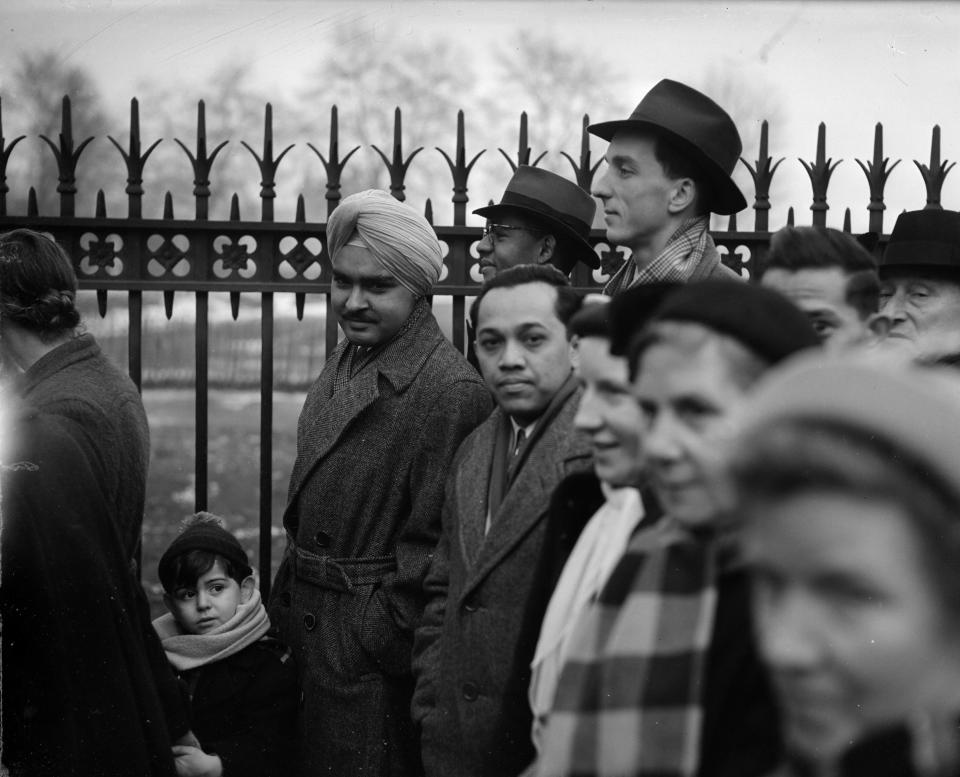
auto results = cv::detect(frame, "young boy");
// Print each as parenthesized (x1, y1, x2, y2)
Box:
(154, 513, 298, 777)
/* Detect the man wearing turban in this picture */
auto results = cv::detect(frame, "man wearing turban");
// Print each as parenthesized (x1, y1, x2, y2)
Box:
(269, 190, 492, 777)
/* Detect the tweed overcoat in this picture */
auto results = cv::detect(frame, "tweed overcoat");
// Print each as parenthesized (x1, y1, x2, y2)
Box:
(15, 333, 150, 561)
(412, 380, 593, 777)
(268, 302, 492, 777)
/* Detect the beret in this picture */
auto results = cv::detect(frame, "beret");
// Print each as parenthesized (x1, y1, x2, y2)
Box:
(651, 280, 820, 364)
(607, 282, 682, 355)
(738, 355, 960, 504)
(159, 516, 251, 588)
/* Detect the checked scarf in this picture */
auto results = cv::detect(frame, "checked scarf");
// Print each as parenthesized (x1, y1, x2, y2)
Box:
(535, 516, 718, 777)
(603, 216, 719, 295)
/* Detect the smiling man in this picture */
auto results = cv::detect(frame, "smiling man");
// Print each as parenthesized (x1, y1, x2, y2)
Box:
(589, 79, 747, 294)
(875, 209, 960, 363)
(759, 226, 879, 352)
(533, 281, 820, 777)
(412, 264, 593, 777)
(269, 190, 491, 777)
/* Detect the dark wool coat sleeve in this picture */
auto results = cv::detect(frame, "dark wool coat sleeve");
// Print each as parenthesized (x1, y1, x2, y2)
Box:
(1, 410, 177, 777)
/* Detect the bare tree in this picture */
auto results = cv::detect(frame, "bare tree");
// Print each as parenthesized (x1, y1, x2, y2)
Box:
(1, 52, 116, 217)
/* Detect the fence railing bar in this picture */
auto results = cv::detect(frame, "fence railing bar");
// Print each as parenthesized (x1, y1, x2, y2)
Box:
(259, 291, 275, 601)
(195, 290, 209, 512)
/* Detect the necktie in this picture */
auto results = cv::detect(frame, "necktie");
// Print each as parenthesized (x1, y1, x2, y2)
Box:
(512, 427, 526, 459)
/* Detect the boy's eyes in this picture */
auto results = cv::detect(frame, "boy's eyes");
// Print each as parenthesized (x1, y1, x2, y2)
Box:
(174, 589, 196, 601)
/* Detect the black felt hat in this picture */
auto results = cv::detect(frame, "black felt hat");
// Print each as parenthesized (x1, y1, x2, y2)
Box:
(588, 79, 746, 216)
(651, 280, 820, 364)
(880, 209, 960, 272)
(474, 166, 599, 272)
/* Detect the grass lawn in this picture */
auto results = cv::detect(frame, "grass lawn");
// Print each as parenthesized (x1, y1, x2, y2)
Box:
(140, 388, 305, 619)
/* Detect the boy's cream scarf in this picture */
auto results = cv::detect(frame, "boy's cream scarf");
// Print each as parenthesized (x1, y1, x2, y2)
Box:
(152, 589, 271, 671)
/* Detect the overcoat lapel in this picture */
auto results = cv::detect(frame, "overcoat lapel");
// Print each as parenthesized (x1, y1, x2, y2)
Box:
(286, 352, 381, 500)
(457, 415, 500, 567)
(459, 377, 586, 601)
(286, 301, 441, 506)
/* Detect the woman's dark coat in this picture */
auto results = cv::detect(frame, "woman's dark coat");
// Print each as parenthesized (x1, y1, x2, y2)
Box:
(1, 407, 187, 777)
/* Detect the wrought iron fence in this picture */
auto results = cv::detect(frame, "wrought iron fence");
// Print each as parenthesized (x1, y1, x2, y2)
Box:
(1, 95, 955, 595)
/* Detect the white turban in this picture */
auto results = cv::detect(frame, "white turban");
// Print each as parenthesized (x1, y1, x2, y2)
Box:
(326, 190, 443, 297)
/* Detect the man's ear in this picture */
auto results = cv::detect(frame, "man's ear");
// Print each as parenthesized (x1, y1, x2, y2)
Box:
(239, 575, 256, 604)
(538, 233, 557, 263)
(666, 178, 697, 215)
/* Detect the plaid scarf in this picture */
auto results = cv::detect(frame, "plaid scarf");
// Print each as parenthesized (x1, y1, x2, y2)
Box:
(603, 217, 719, 295)
(535, 516, 718, 777)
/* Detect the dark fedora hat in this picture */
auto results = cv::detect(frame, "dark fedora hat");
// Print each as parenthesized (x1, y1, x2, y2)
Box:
(588, 79, 747, 216)
(474, 166, 599, 272)
(880, 209, 960, 272)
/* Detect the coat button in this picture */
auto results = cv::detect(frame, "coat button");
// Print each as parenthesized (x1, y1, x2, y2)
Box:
(281, 592, 292, 606)
(314, 531, 332, 548)
(462, 682, 479, 701)
(303, 613, 316, 631)
(464, 599, 478, 613)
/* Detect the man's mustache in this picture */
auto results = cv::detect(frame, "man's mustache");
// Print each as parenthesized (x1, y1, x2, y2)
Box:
(342, 312, 377, 323)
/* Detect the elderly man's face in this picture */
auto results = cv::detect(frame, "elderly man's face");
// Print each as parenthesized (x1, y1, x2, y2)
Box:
(877, 271, 960, 359)
(332, 245, 418, 346)
(634, 334, 748, 526)
(475, 281, 573, 424)
(476, 212, 550, 282)
(761, 267, 869, 352)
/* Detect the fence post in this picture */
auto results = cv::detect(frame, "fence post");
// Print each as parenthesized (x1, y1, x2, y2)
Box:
(800, 123, 841, 228)
(561, 114, 603, 193)
(914, 125, 956, 211)
(0, 98, 26, 217)
(39, 96, 95, 219)
(372, 107, 423, 202)
(856, 123, 899, 234)
(742, 120, 783, 232)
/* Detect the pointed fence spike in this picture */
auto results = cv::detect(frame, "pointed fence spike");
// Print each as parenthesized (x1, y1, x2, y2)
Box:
(787, 206, 795, 226)
(230, 291, 241, 321)
(97, 289, 108, 317)
(295, 292, 305, 321)
(230, 193, 241, 221)
(843, 208, 852, 232)
(424, 198, 434, 224)
(296, 194, 306, 223)
(95, 189, 107, 218)
(727, 211, 738, 231)
(163, 191, 175, 219)
(163, 290, 175, 319)
(27, 187, 38, 216)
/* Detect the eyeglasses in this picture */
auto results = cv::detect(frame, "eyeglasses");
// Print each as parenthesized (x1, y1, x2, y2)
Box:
(482, 223, 544, 243)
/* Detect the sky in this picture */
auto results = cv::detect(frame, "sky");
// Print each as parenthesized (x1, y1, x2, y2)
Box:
(3, 0, 960, 232)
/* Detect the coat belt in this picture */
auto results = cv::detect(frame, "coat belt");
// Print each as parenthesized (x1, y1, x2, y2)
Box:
(290, 541, 396, 594)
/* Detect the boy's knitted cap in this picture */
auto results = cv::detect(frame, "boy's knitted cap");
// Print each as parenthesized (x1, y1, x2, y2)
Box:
(158, 514, 251, 587)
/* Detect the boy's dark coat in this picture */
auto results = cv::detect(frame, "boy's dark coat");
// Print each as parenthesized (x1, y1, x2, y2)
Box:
(178, 638, 298, 777)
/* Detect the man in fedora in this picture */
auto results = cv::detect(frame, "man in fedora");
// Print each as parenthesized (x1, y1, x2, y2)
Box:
(875, 209, 960, 363)
(589, 79, 746, 294)
(474, 165, 600, 281)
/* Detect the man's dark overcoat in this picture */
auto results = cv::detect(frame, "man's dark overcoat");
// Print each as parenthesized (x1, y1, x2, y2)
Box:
(269, 302, 492, 777)
(412, 379, 593, 777)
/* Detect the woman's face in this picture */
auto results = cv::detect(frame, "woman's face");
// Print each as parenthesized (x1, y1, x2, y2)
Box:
(742, 490, 960, 760)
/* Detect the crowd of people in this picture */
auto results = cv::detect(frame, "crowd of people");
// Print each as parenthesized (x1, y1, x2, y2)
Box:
(4, 76, 960, 777)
